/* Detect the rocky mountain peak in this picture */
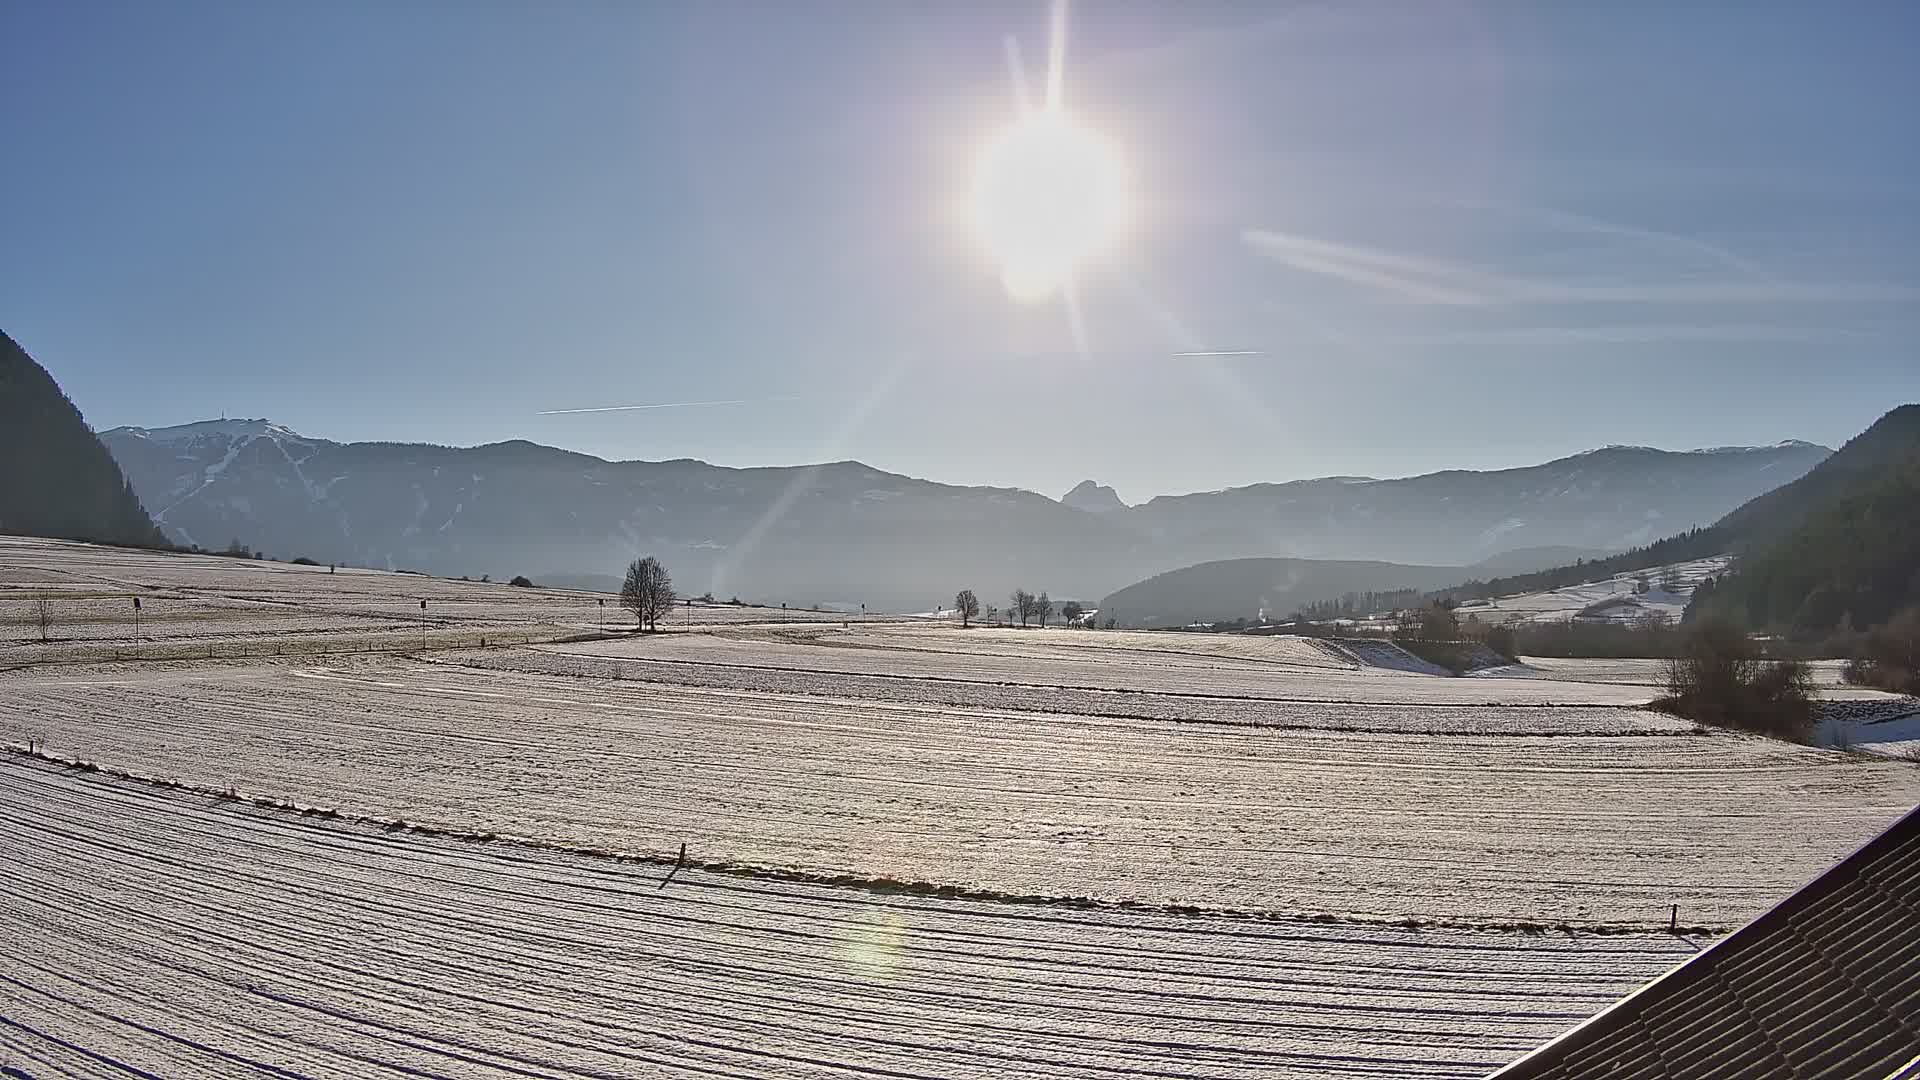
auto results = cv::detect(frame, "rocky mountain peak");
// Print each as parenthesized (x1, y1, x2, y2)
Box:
(1062, 480, 1127, 514)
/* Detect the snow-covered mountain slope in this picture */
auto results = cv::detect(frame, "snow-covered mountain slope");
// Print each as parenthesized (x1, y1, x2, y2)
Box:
(1451, 555, 1734, 627)
(100, 420, 1827, 611)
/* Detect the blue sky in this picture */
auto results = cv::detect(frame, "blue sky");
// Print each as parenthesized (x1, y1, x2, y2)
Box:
(4, 1, 1916, 502)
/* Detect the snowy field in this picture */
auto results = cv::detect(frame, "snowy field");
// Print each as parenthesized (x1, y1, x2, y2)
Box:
(4, 538, 1919, 1077)
(1451, 556, 1732, 627)
(0, 536, 891, 661)
(8, 651, 1917, 928)
(548, 630, 1659, 706)
(0, 759, 1700, 1079)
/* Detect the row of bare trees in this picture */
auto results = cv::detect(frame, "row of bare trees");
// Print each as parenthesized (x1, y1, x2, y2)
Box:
(950, 588, 1088, 629)
(1010, 589, 1050, 628)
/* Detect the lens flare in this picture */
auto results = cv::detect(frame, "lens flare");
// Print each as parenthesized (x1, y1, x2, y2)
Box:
(838, 908, 910, 983)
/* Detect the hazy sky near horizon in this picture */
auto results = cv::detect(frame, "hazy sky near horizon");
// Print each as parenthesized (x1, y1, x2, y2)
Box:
(4, 1, 1916, 501)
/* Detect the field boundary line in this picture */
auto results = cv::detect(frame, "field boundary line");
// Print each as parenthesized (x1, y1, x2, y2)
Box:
(530, 644, 1651, 711)
(415, 652, 1704, 739)
(1, 746, 1728, 938)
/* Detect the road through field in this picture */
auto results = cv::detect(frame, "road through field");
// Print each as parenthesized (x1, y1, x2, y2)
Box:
(8, 655, 1916, 927)
(0, 759, 1699, 1079)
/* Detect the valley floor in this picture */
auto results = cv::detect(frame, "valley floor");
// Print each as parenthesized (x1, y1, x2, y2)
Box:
(3, 537, 1917, 1077)
(0, 758, 1694, 1080)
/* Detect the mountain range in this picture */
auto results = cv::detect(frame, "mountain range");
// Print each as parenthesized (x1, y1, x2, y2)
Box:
(99, 417, 1829, 611)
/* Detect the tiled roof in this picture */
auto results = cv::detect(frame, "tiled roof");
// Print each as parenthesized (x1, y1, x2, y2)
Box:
(1489, 804, 1920, 1080)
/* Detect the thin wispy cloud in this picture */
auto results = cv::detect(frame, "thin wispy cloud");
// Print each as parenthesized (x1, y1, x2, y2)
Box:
(1451, 199, 1775, 282)
(1512, 280, 1919, 304)
(1249, 243, 1492, 306)
(1241, 228, 1920, 307)
(538, 394, 813, 416)
(1374, 325, 1879, 346)
(1171, 350, 1264, 358)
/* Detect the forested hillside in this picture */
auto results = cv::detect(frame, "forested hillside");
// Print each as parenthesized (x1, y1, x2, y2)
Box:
(1432, 528, 1727, 607)
(0, 330, 166, 548)
(1432, 405, 1920, 640)
(1694, 407, 1920, 635)
(1098, 557, 1467, 628)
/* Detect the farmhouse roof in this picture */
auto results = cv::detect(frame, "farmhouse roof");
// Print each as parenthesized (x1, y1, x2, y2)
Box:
(1488, 803, 1920, 1079)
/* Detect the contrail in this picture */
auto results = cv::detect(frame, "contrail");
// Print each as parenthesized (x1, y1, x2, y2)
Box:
(538, 394, 812, 416)
(1171, 350, 1263, 358)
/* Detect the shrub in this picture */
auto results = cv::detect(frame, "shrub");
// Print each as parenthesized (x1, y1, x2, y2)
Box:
(1485, 624, 1517, 661)
(509, 575, 534, 588)
(291, 556, 319, 566)
(1395, 601, 1458, 641)
(1397, 639, 1482, 674)
(1843, 606, 1920, 694)
(1658, 617, 1814, 739)
(1512, 620, 1683, 659)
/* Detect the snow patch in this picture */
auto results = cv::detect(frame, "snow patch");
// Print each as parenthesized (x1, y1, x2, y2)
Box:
(1453, 555, 1732, 628)
(115, 418, 308, 444)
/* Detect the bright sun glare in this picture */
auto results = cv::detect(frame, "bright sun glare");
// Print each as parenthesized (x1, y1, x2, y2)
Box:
(969, 107, 1130, 303)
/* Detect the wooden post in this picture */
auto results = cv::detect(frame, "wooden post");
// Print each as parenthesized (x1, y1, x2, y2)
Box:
(659, 842, 688, 889)
(1670, 904, 1678, 932)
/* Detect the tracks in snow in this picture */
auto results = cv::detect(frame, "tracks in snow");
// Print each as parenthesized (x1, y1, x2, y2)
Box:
(0, 759, 1697, 1080)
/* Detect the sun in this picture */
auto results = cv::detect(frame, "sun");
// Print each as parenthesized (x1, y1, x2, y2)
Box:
(969, 107, 1130, 303)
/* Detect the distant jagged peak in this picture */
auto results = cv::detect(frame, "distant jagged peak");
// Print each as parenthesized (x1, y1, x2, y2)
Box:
(107, 418, 309, 444)
(1062, 479, 1127, 513)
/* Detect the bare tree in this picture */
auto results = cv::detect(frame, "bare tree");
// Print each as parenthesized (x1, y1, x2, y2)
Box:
(1395, 601, 1457, 641)
(954, 589, 980, 628)
(35, 592, 52, 643)
(1010, 588, 1034, 628)
(1061, 600, 1084, 625)
(1664, 616, 1812, 737)
(621, 556, 675, 631)
(1033, 591, 1052, 629)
